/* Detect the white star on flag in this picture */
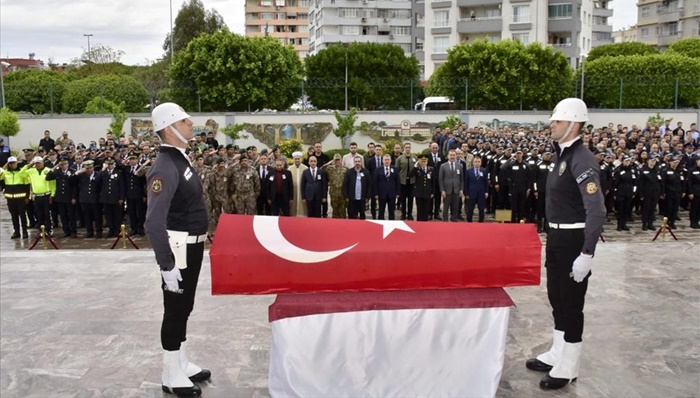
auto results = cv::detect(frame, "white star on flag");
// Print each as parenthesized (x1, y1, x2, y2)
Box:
(366, 220, 415, 239)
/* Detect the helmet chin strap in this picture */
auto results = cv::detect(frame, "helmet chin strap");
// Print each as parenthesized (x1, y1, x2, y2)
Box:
(169, 124, 189, 145)
(558, 121, 576, 143)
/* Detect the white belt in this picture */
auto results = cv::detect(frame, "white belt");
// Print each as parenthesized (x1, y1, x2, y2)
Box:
(549, 222, 586, 229)
(186, 234, 207, 244)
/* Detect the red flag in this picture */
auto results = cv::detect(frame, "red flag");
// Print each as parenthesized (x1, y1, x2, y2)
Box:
(210, 215, 541, 295)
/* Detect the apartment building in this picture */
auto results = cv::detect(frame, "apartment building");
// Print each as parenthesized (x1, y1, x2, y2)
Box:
(613, 26, 639, 43)
(592, 0, 614, 46)
(636, 0, 700, 49)
(244, 0, 311, 58)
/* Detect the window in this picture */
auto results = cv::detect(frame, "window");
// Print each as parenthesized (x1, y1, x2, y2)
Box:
(299, 25, 309, 33)
(339, 8, 360, 18)
(340, 26, 361, 35)
(298, 13, 308, 19)
(275, 0, 285, 6)
(400, 44, 412, 52)
(434, 10, 449, 27)
(593, 32, 611, 40)
(390, 9, 411, 19)
(512, 33, 530, 44)
(490, 34, 500, 43)
(434, 36, 449, 53)
(582, 11, 587, 24)
(362, 8, 377, 18)
(484, 8, 501, 18)
(392, 26, 411, 36)
(261, 13, 274, 19)
(668, 22, 679, 35)
(512, 5, 530, 23)
(260, 0, 273, 6)
(298, 51, 308, 58)
(641, 6, 650, 18)
(415, 39, 424, 50)
(548, 3, 572, 19)
(299, 0, 309, 7)
(279, 38, 287, 45)
(287, 0, 296, 6)
(277, 13, 286, 19)
(247, 13, 259, 20)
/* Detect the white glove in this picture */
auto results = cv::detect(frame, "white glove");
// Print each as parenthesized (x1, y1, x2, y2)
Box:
(161, 268, 183, 292)
(571, 253, 593, 283)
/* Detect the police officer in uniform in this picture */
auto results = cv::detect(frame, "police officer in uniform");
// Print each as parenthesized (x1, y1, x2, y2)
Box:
(99, 158, 125, 238)
(409, 154, 433, 221)
(123, 152, 147, 236)
(145, 103, 210, 397)
(612, 155, 636, 231)
(46, 157, 78, 238)
(534, 148, 554, 233)
(503, 148, 531, 223)
(0, 157, 30, 239)
(76, 160, 103, 238)
(688, 156, 700, 229)
(526, 98, 606, 390)
(662, 154, 686, 229)
(638, 154, 663, 231)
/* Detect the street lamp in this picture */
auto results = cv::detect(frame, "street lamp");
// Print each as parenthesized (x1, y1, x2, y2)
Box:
(343, 42, 349, 112)
(83, 34, 93, 61)
(170, 0, 175, 63)
(0, 61, 10, 109)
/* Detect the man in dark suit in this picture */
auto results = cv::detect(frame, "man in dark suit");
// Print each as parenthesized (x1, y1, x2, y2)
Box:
(256, 153, 274, 215)
(373, 154, 400, 220)
(410, 154, 434, 221)
(343, 155, 372, 219)
(45, 156, 78, 238)
(439, 150, 464, 222)
(464, 156, 489, 222)
(99, 158, 125, 237)
(366, 145, 384, 219)
(267, 158, 294, 216)
(427, 142, 444, 219)
(76, 160, 103, 238)
(122, 152, 147, 236)
(300, 156, 328, 218)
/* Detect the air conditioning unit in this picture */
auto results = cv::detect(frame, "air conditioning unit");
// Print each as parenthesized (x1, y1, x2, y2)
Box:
(383, 18, 388, 22)
(362, 0, 368, 4)
(389, 34, 394, 39)
(361, 17, 367, 22)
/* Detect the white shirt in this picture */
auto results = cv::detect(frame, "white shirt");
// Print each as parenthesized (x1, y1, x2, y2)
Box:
(556, 136, 581, 155)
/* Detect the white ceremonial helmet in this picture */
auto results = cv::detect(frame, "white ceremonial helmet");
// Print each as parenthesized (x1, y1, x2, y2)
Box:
(32, 156, 44, 163)
(7, 156, 17, 163)
(151, 102, 191, 132)
(549, 98, 589, 122)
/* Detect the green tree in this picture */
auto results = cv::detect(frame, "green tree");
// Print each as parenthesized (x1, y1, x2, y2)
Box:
(585, 42, 659, 63)
(666, 38, 700, 59)
(169, 30, 304, 111)
(332, 108, 358, 148)
(3, 69, 66, 114)
(163, 0, 226, 60)
(425, 39, 572, 110)
(62, 75, 149, 114)
(0, 107, 20, 138)
(131, 60, 171, 107)
(304, 43, 420, 110)
(84, 97, 128, 135)
(583, 54, 700, 108)
(220, 123, 249, 141)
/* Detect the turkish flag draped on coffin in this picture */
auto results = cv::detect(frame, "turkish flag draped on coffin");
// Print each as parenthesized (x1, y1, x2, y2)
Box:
(210, 215, 541, 295)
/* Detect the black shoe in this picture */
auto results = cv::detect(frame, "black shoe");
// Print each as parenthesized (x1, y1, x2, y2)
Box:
(407, 216, 414, 221)
(540, 375, 577, 390)
(621, 226, 630, 231)
(670, 224, 677, 230)
(71, 233, 78, 238)
(616, 227, 622, 231)
(458, 215, 465, 221)
(434, 215, 442, 221)
(642, 226, 648, 231)
(691, 224, 700, 230)
(22, 232, 29, 239)
(96, 234, 103, 239)
(129, 230, 138, 236)
(537, 228, 544, 233)
(648, 224, 656, 230)
(10, 232, 20, 239)
(85, 233, 95, 238)
(161, 384, 201, 397)
(526, 358, 553, 372)
(188, 368, 211, 382)
(62, 233, 70, 239)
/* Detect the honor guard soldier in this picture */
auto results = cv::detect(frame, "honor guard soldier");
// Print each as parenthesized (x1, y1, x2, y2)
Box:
(76, 160, 103, 238)
(410, 154, 434, 221)
(526, 98, 606, 390)
(612, 155, 637, 231)
(123, 152, 147, 236)
(662, 154, 686, 229)
(99, 158, 125, 238)
(46, 156, 78, 238)
(22, 156, 56, 236)
(688, 156, 700, 229)
(638, 154, 663, 231)
(0, 157, 30, 239)
(503, 148, 532, 223)
(144, 103, 210, 397)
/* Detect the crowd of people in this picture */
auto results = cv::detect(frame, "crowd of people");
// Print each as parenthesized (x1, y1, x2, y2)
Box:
(1, 118, 699, 240)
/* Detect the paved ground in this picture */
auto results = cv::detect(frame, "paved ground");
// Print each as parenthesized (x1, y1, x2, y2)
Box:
(1, 198, 698, 397)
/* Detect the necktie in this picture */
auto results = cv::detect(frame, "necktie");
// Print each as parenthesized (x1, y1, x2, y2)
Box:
(376, 157, 380, 168)
(451, 163, 454, 172)
(312, 169, 316, 180)
(434, 155, 437, 164)
(475, 168, 478, 178)
(385, 168, 389, 178)
(132, 166, 136, 174)
(261, 167, 264, 179)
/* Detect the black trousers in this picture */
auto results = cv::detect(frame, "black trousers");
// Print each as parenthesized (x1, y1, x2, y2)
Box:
(51, 199, 59, 227)
(442, 193, 460, 221)
(641, 194, 659, 228)
(81, 202, 102, 235)
(665, 194, 681, 227)
(322, 200, 328, 218)
(370, 197, 378, 219)
(415, 196, 431, 221)
(26, 198, 36, 226)
(161, 242, 204, 351)
(616, 195, 632, 229)
(256, 196, 271, 216)
(536, 194, 548, 231)
(57, 201, 77, 235)
(33, 195, 51, 233)
(511, 190, 527, 222)
(126, 198, 146, 234)
(103, 203, 123, 235)
(271, 196, 290, 216)
(432, 187, 441, 217)
(466, 194, 486, 222)
(399, 184, 414, 219)
(306, 199, 322, 218)
(378, 196, 396, 220)
(348, 199, 366, 219)
(690, 194, 700, 226)
(545, 229, 589, 343)
(7, 198, 28, 234)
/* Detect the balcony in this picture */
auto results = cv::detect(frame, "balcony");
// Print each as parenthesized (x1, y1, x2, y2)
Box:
(593, 23, 613, 33)
(456, 16, 502, 33)
(657, 32, 681, 46)
(592, 7, 613, 17)
(657, 6, 682, 24)
(695, 5, 700, 15)
(593, 38, 614, 46)
(456, 0, 502, 6)
(550, 43, 577, 59)
(549, 18, 576, 33)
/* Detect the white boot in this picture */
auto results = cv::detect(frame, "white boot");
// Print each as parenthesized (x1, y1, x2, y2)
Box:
(537, 329, 565, 366)
(180, 341, 211, 382)
(162, 350, 201, 397)
(549, 342, 582, 380)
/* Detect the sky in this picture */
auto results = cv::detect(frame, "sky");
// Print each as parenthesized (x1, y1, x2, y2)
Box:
(0, 0, 637, 66)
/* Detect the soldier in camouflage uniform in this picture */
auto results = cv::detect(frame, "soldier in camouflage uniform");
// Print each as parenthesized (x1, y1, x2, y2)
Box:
(322, 153, 348, 218)
(192, 154, 212, 214)
(208, 158, 231, 230)
(228, 156, 260, 215)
